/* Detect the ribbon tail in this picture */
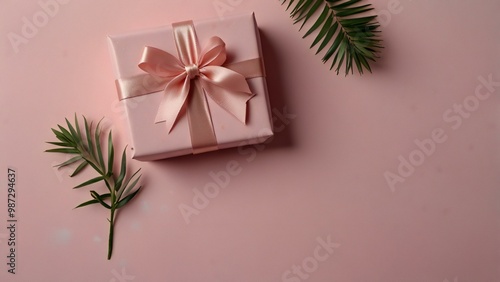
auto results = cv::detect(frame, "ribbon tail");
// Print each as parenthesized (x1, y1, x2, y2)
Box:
(187, 80, 218, 154)
(155, 74, 191, 133)
(200, 77, 254, 124)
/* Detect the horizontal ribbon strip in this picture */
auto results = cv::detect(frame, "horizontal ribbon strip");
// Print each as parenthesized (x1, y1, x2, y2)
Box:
(115, 58, 263, 100)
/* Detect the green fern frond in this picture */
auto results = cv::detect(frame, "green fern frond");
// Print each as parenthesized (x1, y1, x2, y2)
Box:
(282, 0, 383, 75)
(46, 114, 142, 260)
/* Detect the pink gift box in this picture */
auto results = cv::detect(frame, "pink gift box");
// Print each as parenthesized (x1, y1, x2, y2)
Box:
(108, 13, 273, 161)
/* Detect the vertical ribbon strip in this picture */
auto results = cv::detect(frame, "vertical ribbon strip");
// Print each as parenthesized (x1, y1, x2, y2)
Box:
(135, 21, 257, 154)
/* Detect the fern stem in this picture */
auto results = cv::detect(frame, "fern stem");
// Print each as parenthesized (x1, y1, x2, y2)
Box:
(80, 143, 118, 260)
(108, 205, 116, 260)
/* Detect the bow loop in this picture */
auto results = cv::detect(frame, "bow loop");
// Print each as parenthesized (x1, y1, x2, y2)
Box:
(139, 47, 184, 78)
(198, 37, 227, 68)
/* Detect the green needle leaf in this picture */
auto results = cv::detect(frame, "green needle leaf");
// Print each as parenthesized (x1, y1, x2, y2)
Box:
(304, 5, 329, 38)
(331, 0, 363, 9)
(47, 141, 73, 147)
(65, 118, 78, 137)
(74, 114, 83, 141)
(300, 0, 323, 29)
(311, 15, 332, 49)
(74, 176, 104, 189)
(114, 148, 127, 191)
(118, 168, 142, 199)
(121, 173, 142, 201)
(51, 128, 72, 144)
(318, 21, 338, 54)
(70, 161, 88, 177)
(54, 155, 82, 168)
(58, 125, 74, 143)
(323, 27, 344, 62)
(90, 191, 112, 209)
(107, 131, 114, 177)
(45, 148, 80, 154)
(116, 187, 141, 209)
(95, 119, 105, 168)
(84, 116, 95, 160)
(74, 193, 111, 209)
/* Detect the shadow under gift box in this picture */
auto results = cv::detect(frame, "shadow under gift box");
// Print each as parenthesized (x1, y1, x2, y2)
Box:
(107, 13, 274, 161)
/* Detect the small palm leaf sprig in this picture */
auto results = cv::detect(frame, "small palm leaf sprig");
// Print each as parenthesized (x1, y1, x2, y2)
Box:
(282, 0, 383, 75)
(46, 115, 142, 260)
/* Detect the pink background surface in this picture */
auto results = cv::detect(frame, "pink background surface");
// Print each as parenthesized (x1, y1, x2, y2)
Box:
(1, 0, 500, 281)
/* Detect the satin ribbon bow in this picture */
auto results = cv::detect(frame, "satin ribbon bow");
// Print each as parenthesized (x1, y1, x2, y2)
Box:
(137, 21, 255, 153)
